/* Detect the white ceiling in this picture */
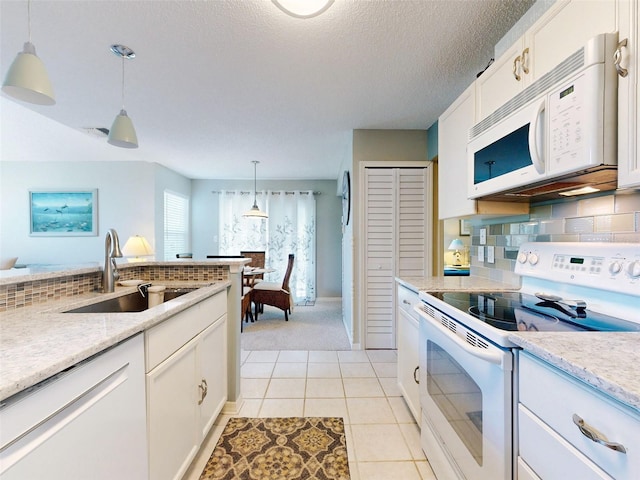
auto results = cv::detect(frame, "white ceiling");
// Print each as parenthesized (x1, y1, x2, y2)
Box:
(0, 0, 534, 180)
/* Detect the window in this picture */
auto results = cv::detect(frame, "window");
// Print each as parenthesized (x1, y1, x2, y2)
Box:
(164, 190, 189, 260)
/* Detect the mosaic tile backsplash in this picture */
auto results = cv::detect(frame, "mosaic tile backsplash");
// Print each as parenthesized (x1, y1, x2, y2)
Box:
(0, 264, 230, 312)
(470, 192, 640, 286)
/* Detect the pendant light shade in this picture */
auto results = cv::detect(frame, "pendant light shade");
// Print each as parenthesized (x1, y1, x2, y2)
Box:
(2, 0, 55, 105)
(107, 44, 138, 148)
(243, 161, 268, 218)
(109, 109, 138, 148)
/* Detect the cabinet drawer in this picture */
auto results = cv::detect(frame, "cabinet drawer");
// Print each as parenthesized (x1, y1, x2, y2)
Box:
(519, 353, 640, 479)
(519, 404, 612, 479)
(146, 292, 226, 371)
(397, 284, 420, 320)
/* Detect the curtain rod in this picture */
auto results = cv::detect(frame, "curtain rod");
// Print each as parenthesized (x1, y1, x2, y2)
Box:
(211, 191, 321, 195)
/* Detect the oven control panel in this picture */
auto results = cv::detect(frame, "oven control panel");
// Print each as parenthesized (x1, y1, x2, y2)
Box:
(515, 242, 640, 295)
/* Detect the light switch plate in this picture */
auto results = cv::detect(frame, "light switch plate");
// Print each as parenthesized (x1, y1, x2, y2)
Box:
(480, 228, 487, 245)
(478, 246, 484, 262)
(487, 246, 495, 264)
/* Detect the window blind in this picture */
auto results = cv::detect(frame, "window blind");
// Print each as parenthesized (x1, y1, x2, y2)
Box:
(164, 191, 189, 260)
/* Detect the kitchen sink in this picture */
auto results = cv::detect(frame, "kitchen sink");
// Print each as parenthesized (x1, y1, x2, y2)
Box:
(64, 288, 196, 313)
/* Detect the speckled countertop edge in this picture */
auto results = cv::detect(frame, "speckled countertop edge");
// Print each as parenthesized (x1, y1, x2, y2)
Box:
(0, 281, 229, 402)
(396, 275, 520, 293)
(509, 332, 640, 412)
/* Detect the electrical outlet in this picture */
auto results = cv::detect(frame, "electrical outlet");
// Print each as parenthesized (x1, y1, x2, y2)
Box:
(478, 246, 484, 262)
(487, 245, 495, 264)
(480, 228, 487, 245)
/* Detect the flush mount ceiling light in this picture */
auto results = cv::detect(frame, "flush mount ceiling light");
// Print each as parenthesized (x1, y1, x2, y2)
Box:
(272, 0, 334, 18)
(243, 161, 268, 218)
(2, 0, 55, 105)
(107, 44, 138, 148)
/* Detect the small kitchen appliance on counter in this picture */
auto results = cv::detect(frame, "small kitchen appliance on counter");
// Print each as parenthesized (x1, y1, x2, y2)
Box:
(415, 242, 640, 480)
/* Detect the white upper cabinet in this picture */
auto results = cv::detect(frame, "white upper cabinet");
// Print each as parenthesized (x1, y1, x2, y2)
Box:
(477, 0, 619, 121)
(618, 0, 640, 189)
(437, 83, 529, 219)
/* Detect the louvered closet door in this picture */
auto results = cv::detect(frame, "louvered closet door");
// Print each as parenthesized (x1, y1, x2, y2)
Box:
(364, 168, 428, 349)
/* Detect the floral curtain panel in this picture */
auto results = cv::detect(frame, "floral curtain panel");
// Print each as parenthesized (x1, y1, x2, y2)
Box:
(218, 190, 316, 304)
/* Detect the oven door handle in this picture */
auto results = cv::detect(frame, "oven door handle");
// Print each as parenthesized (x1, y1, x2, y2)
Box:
(415, 306, 504, 365)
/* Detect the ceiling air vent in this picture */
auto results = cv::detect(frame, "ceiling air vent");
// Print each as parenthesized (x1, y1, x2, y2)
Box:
(79, 127, 110, 138)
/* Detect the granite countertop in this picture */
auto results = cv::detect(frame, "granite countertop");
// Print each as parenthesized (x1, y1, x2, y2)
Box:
(396, 275, 519, 293)
(0, 258, 249, 286)
(509, 332, 640, 413)
(0, 281, 230, 403)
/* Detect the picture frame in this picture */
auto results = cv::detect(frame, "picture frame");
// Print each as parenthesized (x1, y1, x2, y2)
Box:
(29, 189, 98, 236)
(459, 219, 471, 236)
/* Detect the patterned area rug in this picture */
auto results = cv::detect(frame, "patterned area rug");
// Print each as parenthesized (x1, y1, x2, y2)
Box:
(200, 417, 350, 480)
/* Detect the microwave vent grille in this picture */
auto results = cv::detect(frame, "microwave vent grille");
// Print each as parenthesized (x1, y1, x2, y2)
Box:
(470, 46, 585, 140)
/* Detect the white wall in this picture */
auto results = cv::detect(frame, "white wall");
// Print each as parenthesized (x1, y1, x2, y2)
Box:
(0, 99, 191, 264)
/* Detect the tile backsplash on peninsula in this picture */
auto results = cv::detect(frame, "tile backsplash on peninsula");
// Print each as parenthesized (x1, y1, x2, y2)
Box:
(469, 192, 640, 286)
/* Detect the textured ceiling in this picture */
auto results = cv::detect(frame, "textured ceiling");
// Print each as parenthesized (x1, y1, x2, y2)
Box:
(1, 0, 535, 180)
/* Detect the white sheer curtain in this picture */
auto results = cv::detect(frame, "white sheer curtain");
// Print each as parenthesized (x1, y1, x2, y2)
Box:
(218, 190, 316, 304)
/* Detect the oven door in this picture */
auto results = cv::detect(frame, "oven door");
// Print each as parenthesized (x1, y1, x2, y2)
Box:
(416, 303, 513, 480)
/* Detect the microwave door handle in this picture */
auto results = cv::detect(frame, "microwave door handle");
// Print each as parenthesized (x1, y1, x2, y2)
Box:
(528, 99, 546, 174)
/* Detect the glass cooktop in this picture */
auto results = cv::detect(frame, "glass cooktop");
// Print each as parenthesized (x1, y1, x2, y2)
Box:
(431, 291, 640, 333)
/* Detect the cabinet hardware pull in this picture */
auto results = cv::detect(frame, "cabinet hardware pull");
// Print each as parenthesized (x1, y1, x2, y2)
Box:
(521, 48, 530, 74)
(198, 379, 208, 405)
(513, 56, 522, 81)
(413, 366, 419, 384)
(572, 414, 627, 454)
(614, 38, 628, 78)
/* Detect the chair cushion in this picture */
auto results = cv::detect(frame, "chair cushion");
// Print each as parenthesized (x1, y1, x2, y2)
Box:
(253, 281, 287, 293)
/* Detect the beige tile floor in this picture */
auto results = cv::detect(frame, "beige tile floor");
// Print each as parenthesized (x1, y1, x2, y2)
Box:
(183, 349, 437, 480)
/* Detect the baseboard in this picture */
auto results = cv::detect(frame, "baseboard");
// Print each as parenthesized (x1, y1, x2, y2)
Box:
(223, 396, 244, 416)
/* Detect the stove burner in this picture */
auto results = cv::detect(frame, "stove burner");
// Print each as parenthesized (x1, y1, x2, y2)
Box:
(468, 305, 560, 331)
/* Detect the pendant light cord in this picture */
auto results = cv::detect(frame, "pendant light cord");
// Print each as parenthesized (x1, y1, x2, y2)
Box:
(253, 161, 258, 205)
(27, 0, 32, 42)
(121, 56, 126, 110)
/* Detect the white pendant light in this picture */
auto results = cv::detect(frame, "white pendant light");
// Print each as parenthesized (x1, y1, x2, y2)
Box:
(2, 0, 55, 105)
(107, 44, 138, 148)
(272, 0, 334, 18)
(243, 161, 268, 218)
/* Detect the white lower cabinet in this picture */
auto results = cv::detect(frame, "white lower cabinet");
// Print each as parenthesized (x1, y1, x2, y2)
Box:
(146, 291, 228, 480)
(518, 352, 640, 480)
(0, 334, 148, 480)
(396, 283, 421, 424)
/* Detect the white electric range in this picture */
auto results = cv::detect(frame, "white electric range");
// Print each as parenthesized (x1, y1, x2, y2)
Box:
(415, 242, 640, 480)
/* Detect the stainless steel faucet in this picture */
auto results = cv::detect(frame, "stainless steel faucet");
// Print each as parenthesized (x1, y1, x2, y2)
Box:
(103, 228, 123, 293)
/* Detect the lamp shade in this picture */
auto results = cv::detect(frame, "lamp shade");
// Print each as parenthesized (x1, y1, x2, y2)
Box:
(272, 0, 334, 18)
(122, 235, 153, 260)
(2, 42, 55, 105)
(448, 239, 465, 251)
(108, 109, 138, 148)
(243, 204, 269, 218)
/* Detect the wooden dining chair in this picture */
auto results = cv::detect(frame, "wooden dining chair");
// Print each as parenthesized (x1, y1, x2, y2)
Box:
(240, 250, 266, 286)
(241, 270, 254, 332)
(251, 254, 294, 321)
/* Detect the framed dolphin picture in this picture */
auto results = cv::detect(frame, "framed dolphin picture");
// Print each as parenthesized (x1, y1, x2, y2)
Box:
(29, 190, 98, 236)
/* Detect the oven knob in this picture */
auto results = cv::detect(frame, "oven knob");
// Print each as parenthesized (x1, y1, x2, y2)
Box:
(609, 261, 622, 275)
(528, 253, 539, 265)
(517, 252, 528, 264)
(626, 260, 640, 278)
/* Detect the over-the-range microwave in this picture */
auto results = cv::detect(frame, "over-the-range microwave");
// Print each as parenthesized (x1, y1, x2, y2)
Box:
(468, 32, 619, 201)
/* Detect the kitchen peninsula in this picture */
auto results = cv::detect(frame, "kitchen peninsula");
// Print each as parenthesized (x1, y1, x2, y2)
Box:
(0, 258, 248, 480)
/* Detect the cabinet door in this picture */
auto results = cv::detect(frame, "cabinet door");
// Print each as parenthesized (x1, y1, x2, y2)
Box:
(198, 315, 228, 439)
(526, 0, 618, 83)
(438, 83, 477, 219)
(618, 0, 640, 188)
(397, 168, 430, 278)
(397, 306, 420, 423)
(475, 39, 525, 121)
(147, 338, 200, 480)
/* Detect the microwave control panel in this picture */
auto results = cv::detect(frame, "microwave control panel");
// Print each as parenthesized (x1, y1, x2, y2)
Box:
(548, 73, 586, 172)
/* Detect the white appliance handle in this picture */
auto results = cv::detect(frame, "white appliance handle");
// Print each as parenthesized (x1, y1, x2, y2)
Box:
(528, 98, 545, 174)
(414, 305, 504, 365)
